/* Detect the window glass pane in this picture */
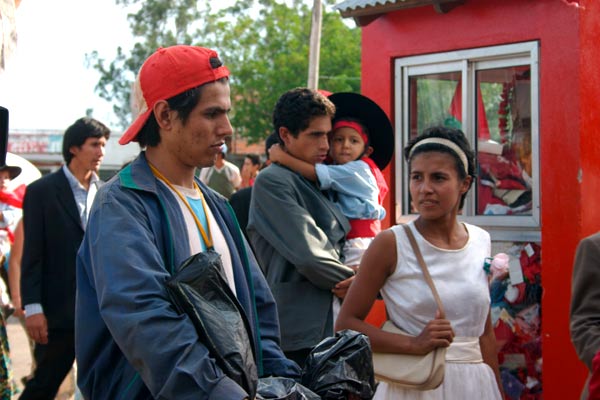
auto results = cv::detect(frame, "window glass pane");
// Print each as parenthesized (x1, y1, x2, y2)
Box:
(407, 72, 461, 213)
(408, 71, 462, 140)
(476, 66, 532, 216)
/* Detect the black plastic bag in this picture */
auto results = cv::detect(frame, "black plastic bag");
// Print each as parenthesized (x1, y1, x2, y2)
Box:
(166, 250, 258, 398)
(257, 377, 320, 400)
(301, 329, 376, 399)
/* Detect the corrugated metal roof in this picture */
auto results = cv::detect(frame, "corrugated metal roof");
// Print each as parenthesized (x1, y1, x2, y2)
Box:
(334, 0, 464, 24)
(334, 0, 400, 13)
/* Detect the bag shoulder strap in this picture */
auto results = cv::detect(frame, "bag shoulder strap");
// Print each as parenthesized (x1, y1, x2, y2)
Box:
(402, 224, 446, 319)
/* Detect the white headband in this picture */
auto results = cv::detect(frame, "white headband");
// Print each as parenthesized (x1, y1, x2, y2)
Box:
(409, 137, 469, 175)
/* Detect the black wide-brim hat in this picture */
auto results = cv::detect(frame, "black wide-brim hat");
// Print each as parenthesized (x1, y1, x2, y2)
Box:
(0, 164, 21, 180)
(328, 92, 394, 170)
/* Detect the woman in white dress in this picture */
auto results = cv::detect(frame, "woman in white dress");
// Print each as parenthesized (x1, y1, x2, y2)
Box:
(335, 126, 504, 399)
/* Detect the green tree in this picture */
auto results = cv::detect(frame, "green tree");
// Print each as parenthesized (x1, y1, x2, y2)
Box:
(88, 0, 360, 142)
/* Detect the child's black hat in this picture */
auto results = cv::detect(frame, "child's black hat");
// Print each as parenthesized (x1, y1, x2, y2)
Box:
(329, 92, 394, 170)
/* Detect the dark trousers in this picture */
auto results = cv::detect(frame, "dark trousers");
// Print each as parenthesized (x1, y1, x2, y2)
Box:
(284, 348, 312, 370)
(20, 329, 75, 400)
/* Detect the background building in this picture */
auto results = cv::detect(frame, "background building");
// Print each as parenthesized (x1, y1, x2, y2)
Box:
(7, 129, 139, 179)
(333, 0, 600, 398)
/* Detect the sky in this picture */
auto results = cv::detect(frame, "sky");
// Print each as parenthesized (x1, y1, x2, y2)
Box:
(0, 0, 335, 133)
(0, 0, 133, 132)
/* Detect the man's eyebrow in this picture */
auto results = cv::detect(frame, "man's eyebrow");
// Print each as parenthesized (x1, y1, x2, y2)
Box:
(204, 106, 231, 113)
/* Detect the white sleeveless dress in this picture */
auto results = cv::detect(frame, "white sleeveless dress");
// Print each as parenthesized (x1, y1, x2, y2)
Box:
(374, 221, 502, 400)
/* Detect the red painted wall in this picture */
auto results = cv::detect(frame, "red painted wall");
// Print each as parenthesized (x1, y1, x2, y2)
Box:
(359, 0, 600, 398)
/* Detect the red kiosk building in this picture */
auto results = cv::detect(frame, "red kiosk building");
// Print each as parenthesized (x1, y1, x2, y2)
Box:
(333, 0, 600, 398)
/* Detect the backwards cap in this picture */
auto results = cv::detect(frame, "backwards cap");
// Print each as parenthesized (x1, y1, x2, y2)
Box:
(119, 45, 230, 145)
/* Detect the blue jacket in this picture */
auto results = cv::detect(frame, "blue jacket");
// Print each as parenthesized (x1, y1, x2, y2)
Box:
(76, 153, 300, 399)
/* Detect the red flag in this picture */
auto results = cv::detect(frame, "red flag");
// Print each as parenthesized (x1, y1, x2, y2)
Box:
(448, 80, 490, 140)
(477, 84, 490, 140)
(448, 80, 462, 121)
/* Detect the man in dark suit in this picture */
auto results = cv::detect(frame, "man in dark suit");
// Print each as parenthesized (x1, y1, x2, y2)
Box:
(20, 117, 110, 399)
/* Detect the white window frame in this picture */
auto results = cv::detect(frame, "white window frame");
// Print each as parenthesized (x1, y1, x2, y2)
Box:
(394, 41, 540, 242)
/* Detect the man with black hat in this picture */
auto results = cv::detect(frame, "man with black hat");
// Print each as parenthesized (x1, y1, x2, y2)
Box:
(75, 45, 300, 399)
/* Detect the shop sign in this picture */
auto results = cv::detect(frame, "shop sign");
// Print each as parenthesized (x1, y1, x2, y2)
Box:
(7, 132, 63, 154)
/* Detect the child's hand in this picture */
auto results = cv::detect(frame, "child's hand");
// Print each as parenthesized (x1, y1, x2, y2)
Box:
(332, 275, 355, 299)
(268, 143, 284, 163)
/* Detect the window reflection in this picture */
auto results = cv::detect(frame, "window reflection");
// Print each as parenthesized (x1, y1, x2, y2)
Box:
(477, 66, 532, 216)
(408, 72, 462, 139)
(408, 72, 462, 214)
(406, 67, 532, 216)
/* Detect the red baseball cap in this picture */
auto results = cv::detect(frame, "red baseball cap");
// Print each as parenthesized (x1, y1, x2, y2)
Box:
(119, 45, 230, 145)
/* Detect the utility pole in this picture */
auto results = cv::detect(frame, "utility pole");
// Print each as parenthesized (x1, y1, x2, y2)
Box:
(307, 0, 322, 90)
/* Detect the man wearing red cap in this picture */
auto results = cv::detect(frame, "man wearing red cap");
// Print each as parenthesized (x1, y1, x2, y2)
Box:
(75, 45, 300, 399)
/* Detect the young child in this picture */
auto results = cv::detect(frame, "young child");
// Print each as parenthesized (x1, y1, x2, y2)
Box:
(269, 92, 394, 268)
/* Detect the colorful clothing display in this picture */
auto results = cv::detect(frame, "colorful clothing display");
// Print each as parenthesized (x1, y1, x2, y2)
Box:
(478, 152, 532, 216)
(489, 242, 542, 399)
